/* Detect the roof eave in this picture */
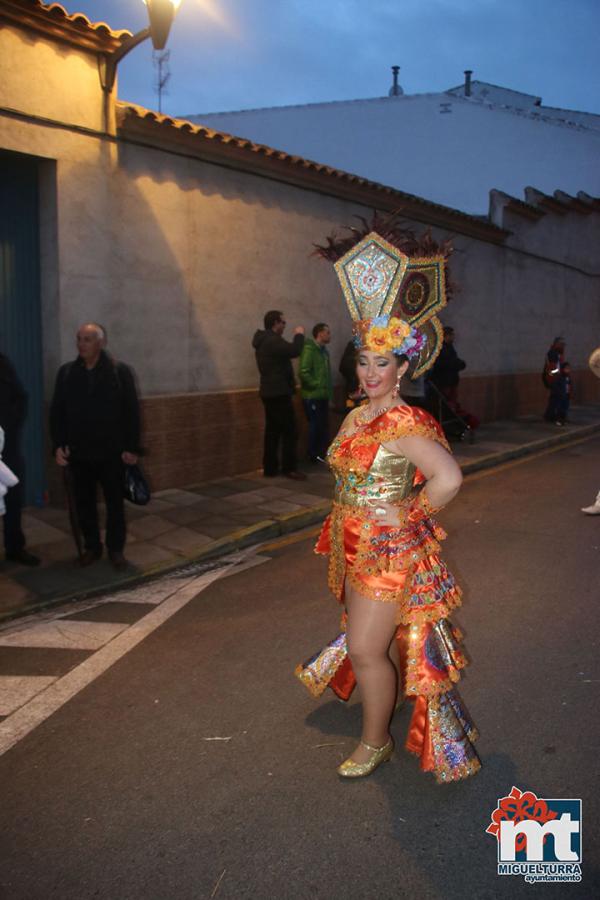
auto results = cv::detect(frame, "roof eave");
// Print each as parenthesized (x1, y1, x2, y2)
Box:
(490, 189, 545, 221)
(0, 0, 130, 54)
(116, 103, 509, 245)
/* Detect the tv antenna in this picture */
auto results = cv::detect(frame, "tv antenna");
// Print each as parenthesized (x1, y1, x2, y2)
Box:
(153, 49, 171, 114)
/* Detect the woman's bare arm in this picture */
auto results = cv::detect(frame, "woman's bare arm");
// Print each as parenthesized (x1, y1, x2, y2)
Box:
(388, 435, 462, 508)
(366, 435, 462, 525)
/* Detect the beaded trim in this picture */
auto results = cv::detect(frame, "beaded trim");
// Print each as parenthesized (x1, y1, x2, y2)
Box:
(345, 406, 450, 455)
(329, 405, 449, 466)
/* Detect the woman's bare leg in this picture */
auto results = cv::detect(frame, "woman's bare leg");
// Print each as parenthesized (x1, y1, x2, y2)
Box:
(388, 634, 403, 706)
(345, 582, 399, 764)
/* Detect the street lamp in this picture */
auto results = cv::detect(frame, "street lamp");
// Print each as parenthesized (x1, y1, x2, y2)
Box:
(99, 0, 182, 93)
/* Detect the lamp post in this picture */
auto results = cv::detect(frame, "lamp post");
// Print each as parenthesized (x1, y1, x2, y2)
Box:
(98, 0, 182, 93)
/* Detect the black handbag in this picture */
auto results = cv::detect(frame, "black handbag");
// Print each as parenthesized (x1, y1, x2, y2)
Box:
(123, 463, 151, 505)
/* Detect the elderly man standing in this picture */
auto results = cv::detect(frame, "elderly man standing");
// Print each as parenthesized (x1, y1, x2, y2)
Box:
(50, 323, 141, 570)
(252, 310, 305, 480)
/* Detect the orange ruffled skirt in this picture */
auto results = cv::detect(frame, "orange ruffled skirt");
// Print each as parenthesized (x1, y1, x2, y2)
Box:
(295, 504, 481, 783)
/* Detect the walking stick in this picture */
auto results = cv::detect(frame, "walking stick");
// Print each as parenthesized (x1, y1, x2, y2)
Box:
(63, 465, 83, 560)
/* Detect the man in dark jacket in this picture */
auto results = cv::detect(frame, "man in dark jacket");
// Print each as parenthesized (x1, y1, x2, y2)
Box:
(252, 310, 306, 479)
(0, 352, 40, 565)
(428, 326, 479, 433)
(50, 323, 141, 570)
(543, 336, 566, 421)
(339, 338, 368, 410)
(429, 326, 466, 406)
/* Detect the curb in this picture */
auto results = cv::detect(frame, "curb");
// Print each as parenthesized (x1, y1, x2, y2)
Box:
(2, 424, 598, 624)
(0, 505, 331, 625)
(460, 421, 600, 475)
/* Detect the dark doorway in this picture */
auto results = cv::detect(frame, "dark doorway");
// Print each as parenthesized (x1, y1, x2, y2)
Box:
(0, 151, 45, 505)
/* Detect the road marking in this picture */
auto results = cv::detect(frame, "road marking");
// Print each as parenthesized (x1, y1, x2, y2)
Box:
(0, 676, 58, 716)
(0, 620, 128, 651)
(0, 553, 256, 758)
(103, 579, 185, 605)
(218, 554, 270, 578)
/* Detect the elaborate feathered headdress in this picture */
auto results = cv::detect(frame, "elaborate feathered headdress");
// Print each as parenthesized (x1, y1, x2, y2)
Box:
(314, 215, 453, 377)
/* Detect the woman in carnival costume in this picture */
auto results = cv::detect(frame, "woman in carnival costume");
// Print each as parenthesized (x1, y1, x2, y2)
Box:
(295, 223, 481, 782)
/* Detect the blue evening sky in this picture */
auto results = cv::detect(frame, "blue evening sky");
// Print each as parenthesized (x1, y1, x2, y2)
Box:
(66, 0, 600, 117)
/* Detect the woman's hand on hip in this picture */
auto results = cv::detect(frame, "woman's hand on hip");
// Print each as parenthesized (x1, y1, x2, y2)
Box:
(365, 499, 402, 527)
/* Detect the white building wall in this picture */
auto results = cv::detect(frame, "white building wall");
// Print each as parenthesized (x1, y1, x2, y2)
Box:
(1, 118, 598, 393)
(1, 20, 598, 397)
(0, 23, 105, 133)
(190, 93, 600, 215)
(48, 130, 600, 387)
(446, 228, 599, 378)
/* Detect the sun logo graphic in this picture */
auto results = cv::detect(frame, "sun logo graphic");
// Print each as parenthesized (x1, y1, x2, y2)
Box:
(486, 786, 582, 883)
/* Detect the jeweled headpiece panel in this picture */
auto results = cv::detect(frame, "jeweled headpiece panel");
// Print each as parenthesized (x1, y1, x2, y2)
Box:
(330, 228, 450, 376)
(334, 233, 409, 322)
(410, 318, 444, 378)
(395, 257, 447, 327)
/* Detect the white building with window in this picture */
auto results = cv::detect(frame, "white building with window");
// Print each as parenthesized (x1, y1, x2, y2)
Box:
(187, 73, 600, 216)
(1, 5, 598, 496)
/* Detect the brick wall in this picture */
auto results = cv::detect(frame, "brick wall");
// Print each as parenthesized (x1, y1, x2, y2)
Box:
(458, 368, 600, 421)
(139, 369, 600, 491)
(140, 389, 264, 491)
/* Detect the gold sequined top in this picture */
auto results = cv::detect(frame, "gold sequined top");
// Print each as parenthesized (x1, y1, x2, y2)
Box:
(333, 444, 416, 508)
(328, 404, 449, 512)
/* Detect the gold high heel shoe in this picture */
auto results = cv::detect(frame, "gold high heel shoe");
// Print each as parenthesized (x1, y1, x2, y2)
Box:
(337, 738, 394, 778)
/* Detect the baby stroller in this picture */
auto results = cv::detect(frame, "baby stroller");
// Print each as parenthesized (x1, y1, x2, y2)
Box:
(425, 380, 475, 444)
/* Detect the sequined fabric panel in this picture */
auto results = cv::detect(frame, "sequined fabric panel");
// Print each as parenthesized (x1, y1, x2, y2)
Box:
(334, 236, 409, 321)
(403, 616, 467, 697)
(294, 632, 347, 698)
(334, 444, 417, 508)
(428, 689, 481, 784)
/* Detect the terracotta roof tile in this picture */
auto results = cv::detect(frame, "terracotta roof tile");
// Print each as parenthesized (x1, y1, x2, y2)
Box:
(117, 101, 504, 232)
(29, 0, 130, 38)
(0, 1, 131, 50)
(490, 190, 545, 220)
(117, 101, 509, 243)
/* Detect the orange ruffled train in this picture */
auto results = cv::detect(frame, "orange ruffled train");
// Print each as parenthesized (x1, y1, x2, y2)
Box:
(295, 505, 481, 784)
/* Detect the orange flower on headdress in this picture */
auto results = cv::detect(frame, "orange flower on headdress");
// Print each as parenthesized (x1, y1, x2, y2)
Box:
(388, 317, 411, 341)
(353, 315, 426, 358)
(366, 325, 394, 352)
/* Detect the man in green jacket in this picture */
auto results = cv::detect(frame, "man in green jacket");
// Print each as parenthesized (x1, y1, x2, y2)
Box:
(299, 323, 333, 463)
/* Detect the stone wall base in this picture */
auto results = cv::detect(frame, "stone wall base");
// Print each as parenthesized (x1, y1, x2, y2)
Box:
(458, 368, 600, 423)
(138, 369, 600, 492)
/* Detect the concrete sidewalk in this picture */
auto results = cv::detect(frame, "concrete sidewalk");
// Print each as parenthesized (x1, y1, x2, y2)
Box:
(2, 404, 600, 622)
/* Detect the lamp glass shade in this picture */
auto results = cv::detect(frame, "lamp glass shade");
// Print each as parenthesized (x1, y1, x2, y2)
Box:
(144, 0, 180, 50)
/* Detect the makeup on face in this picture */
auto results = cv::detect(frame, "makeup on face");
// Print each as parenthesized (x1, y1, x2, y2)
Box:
(356, 349, 399, 399)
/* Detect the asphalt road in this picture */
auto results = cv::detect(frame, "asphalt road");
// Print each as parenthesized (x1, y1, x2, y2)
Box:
(1, 436, 599, 900)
